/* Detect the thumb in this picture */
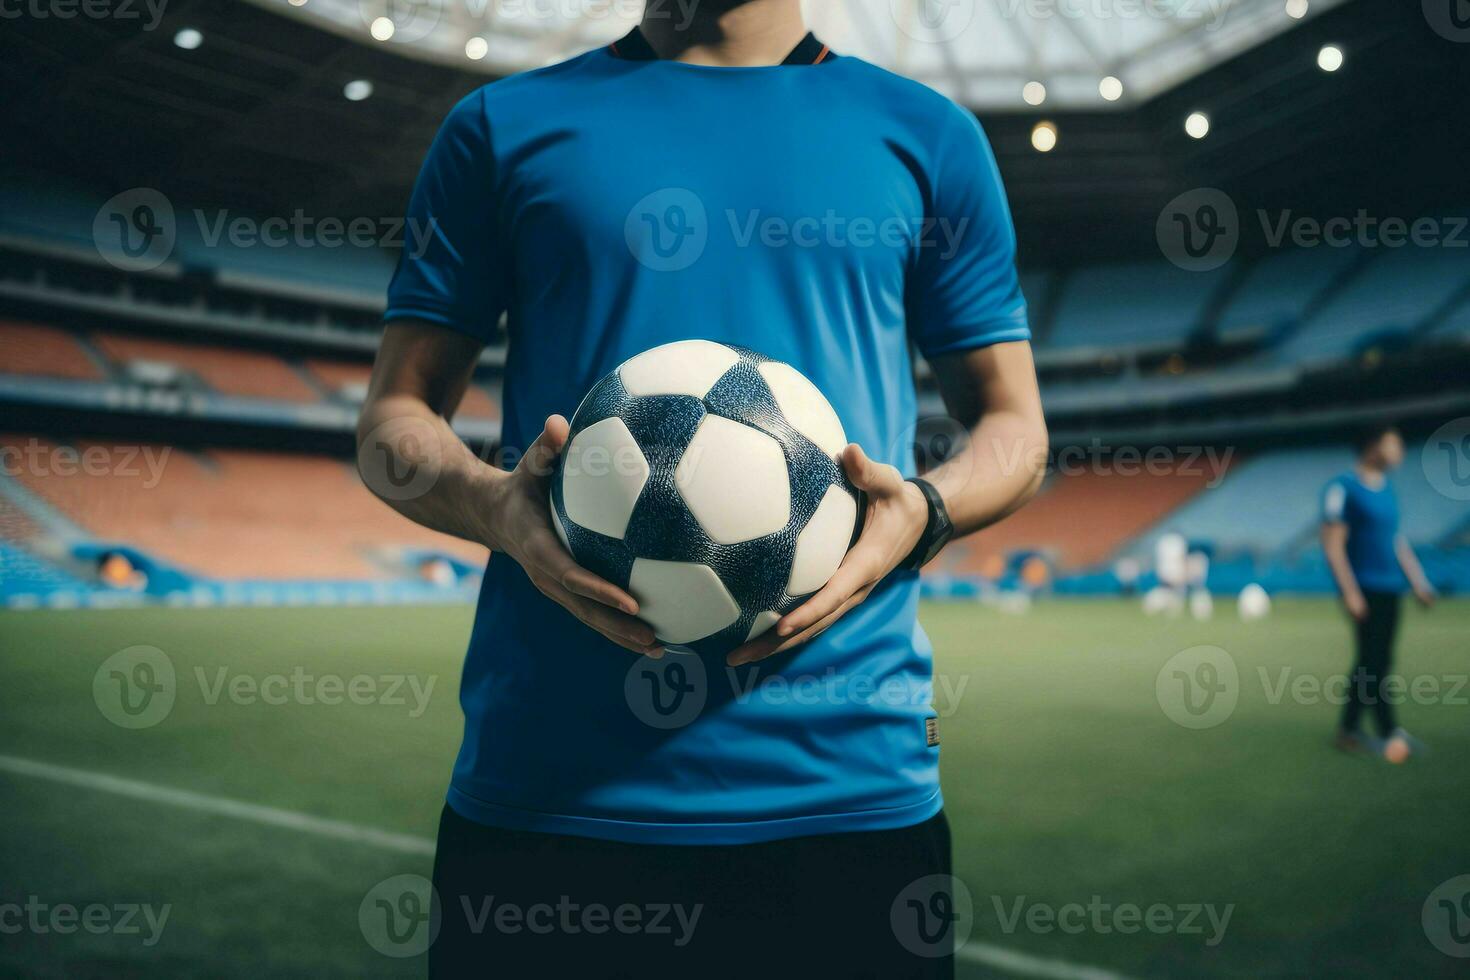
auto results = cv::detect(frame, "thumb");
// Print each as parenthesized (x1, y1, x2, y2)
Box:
(842, 443, 899, 493)
(519, 414, 570, 483)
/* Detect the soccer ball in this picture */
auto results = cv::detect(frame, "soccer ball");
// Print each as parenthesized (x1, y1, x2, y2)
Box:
(550, 340, 860, 656)
(1238, 583, 1271, 621)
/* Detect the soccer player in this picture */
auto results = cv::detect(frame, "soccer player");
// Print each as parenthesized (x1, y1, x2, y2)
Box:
(358, 1, 1047, 974)
(1321, 423, 1436, 761)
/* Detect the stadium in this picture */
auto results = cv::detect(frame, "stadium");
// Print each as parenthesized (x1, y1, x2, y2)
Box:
(1, 0, 1468, 977)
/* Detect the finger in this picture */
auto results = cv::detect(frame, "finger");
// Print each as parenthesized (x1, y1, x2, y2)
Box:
(729, 586, 873, 667)
(841, 443, 903, 494)
(774, 547, 883, 638)
(524, 528, 640, 614)
(518, 414, 570, 484)
(537, 574, 661, 655)
(725, 629, 784, 667)
(568, 594, 660, 652)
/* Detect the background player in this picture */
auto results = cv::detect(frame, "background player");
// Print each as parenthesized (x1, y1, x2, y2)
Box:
(1321, 423, 1436, 761)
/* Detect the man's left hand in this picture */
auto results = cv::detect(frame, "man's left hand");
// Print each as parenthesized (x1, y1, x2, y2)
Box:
(726, 444, 929, 667)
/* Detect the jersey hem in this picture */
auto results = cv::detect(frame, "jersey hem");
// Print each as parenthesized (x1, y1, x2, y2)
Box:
(445, 784, 944, 846)
(918, 323, 1031, 358)
(383, 306, 496, 344)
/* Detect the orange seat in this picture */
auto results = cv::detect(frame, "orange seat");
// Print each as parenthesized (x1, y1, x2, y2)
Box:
(2, 434, 487, 580)
(92, 331, 320, 403)
(939, 459, 1234, 575)
(0, 321, 103, 381)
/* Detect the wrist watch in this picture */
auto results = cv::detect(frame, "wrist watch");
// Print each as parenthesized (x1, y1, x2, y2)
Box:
(899, 477, 954, 571)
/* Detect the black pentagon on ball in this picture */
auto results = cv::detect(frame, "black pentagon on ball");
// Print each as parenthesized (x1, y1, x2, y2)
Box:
(550, 344, 860, 658)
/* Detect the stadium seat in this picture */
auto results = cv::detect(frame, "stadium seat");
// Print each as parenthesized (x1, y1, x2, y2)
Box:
(1043, 259, 1235, 351)
(1128, 447, 1350, 558)
(1214, 246, 1359, 341)
(1272, 244, 1470, 365)
(2, 435, 487, 581)
(92, 331, 321, 403)
(939, 460, 1229, 574)
(0, 321, 104, 381)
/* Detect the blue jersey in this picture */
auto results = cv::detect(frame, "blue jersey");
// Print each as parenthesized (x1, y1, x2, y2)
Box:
(1322, 472, 1404, 594)
(386, 32, 1028, 844)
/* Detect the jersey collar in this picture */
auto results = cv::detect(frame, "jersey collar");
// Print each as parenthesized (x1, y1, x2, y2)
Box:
(608, 26, 831, 65)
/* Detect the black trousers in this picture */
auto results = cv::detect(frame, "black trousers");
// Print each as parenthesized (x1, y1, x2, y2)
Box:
(429, 804, 955, 979)
(1340, 590, 1402, 738)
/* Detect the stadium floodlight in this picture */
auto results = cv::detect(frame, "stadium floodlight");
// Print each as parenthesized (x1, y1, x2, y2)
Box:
(1317, 45, 1344, 72)
(343, 80, 374, 102)
(465, 37, 489, 61)
(173, 28, 203, 50)
(1099, 76, 1124, 102)
(1022, 81, 1047, 106)
(1031, 121, 1057, 153)
(370, 17, 396, 42)
(1285, 0, 1309, 18)
(1185, 111, 1211, 139)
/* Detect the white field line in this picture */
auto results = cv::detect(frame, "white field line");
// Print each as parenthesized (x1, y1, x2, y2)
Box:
(958, 940, 1134, 980)
(3, 752, 1133, 980)
(0, 753, 434, 856)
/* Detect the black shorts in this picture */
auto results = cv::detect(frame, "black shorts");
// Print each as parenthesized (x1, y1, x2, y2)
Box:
(428, 804, 955, 979)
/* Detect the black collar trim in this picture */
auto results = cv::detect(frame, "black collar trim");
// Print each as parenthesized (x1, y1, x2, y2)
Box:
(609, 27, 831, 65)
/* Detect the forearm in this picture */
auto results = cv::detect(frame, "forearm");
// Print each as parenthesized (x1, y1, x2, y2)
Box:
(1322, 539, 1362, 601)
(355, 392, 504, 548)
(928, 407, 1047, 537)
(1397, 539, 1431, 592)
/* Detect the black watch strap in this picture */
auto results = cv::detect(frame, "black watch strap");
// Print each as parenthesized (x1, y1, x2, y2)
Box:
(899, 477, 953, 571)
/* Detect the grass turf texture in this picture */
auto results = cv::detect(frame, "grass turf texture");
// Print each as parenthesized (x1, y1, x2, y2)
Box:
(1, 599, 1467, 978)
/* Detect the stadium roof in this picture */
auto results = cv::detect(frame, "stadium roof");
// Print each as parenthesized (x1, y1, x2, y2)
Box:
(250, 0, 1350, 109)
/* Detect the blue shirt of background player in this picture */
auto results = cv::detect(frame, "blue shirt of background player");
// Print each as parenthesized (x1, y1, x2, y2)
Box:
(385, 34, 1029, 844)
(1321, 473, 1405, 594)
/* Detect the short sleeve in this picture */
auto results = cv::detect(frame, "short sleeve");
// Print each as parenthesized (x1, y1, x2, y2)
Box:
(1321, 480, 1348, 524)
(385, 90, 507, 342)
(907, 106, 1030, 358)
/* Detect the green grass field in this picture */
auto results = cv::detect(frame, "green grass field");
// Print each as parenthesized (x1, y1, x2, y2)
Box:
(2, 599, 1467, 978)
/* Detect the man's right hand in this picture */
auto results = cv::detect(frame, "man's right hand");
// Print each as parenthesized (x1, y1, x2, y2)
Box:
(1343, 591, 1368, 623)
(356, 322, 659, 658)
(482, 415, 662, 657)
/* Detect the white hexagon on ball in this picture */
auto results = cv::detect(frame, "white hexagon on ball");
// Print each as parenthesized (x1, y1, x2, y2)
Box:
(787, 485, 858, 595)
(758, 361, 848, 459)
(618, 340, 739, 398)
(562, 416, 649, 539)
(630, 559, 741, 645)
(675, 415, 790, 544)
